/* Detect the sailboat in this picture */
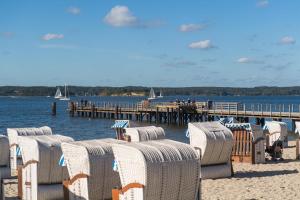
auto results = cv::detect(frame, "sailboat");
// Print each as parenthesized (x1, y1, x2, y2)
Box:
(158, 89, 163, 98)
(148, 88, 156, 100)
(54, 87, 63, 99)
(59, 84, 70, 101)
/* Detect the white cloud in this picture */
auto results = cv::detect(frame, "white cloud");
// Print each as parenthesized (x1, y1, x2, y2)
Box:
(42, 33, 64, 41)
(179, 24, 205, 32)
(257, 0, 269, 8)
(280, 36, 296, 45)
(103, 5, 137, 27)
(237, 57, 264, 64)
(237, 57, 251, 63)
(189, 40, 213, 49)
(67, 6, 81, 15)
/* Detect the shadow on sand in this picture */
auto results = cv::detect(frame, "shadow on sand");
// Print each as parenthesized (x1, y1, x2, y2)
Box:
(233, 169, 299, 179)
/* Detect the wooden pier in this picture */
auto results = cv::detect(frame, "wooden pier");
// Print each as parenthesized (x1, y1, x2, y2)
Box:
(68, 101, 300, 130)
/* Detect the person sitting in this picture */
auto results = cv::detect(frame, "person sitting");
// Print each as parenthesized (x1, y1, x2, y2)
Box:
(265, 140, 283, 161)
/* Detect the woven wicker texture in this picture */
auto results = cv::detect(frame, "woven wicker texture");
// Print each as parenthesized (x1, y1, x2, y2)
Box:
(19, 134, 74, 200)
(188, 122, 233, 166)
(62, 138, 125, 200)
(0, 166, 11, 198)
(38, 184, 64, 200)
(250, 124, 265, 164)
(265, 121, 288, 147)
(113, 139, 201, 200)
(124, 126, 165, 142)
(7, 126, 53, 174)
(0, 135, 9, 166)
(20, 134, 73, 184)
(201, 162, 232, 179)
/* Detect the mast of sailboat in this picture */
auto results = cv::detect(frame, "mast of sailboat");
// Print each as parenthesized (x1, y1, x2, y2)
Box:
(65, 84, 67, 98)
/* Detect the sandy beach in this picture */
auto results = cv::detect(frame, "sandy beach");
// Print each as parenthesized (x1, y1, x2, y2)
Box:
(202, 140, 300, 200)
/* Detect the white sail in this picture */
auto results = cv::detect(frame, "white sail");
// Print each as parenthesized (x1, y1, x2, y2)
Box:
(54, 88, 63, 99)
(60, 84, 70, 101)
(158, 89, 163, 98)
(148, 88, 156, 100)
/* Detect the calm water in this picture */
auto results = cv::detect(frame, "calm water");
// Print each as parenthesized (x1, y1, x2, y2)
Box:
(0, 95, 300, 143)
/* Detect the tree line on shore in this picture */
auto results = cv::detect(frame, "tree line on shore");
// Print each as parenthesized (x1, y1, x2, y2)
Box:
(1, 86, 300, 96)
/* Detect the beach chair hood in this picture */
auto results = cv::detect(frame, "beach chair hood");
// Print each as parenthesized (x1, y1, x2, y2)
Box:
(265, 121, 288, 147)
(188, 122, 234, 166)
(19, 134, 73, 184)
(113, 139, 200, 200)
(124, 126, 166, 142)
(7, 126, 52, 147)
(61, 138, 125, 200)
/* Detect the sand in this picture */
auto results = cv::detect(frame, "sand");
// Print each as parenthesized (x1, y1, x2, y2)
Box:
(202, 140, 300, 200)
(4, 141, 300, 200)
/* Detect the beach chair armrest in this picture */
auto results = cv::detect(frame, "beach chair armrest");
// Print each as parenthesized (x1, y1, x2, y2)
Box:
(112, 183, 144, 200)
(64, 173, 89, 186)
(253, 137, 265, 145)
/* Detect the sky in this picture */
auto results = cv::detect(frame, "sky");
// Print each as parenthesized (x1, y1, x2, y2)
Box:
(0, 0, 299, 87)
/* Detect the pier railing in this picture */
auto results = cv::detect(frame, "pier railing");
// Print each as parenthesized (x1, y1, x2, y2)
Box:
(70, 101, 300, 120)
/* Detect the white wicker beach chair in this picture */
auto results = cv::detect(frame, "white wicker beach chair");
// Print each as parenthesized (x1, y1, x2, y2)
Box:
(18, 134, 74, 200)
(188, 122, 234, 179)
(0, 135, 11, 198)
(124, 126, 165, 142)
(264, 121, 288, 147)
(112, 139, 201, 200)
(226, 123, 265, 164)
(7, 126, 53, 175)
(61, 138, 125, 200)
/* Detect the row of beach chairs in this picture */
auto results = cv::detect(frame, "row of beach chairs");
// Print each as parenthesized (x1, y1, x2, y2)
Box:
(0, 120, 291, 200)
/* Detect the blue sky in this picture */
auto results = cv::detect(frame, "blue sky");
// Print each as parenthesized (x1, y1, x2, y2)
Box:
(0, 0, 299, 87)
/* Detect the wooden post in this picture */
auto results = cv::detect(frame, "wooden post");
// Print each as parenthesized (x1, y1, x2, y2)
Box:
(156, 107, 159, 124)
(91, 104, 95, 118)
(52, 102, 57, 116)
(292, 119, 296, 132)
(297, 139, 300, 160)
(115, 106, 119, 119)
(177, 108, 180, 126)
(255, 118, 260, 125)
(167, 107, 170, 125)
(18, 166, 22, 199)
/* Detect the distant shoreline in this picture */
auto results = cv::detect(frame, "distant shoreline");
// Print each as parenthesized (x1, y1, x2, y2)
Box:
(1, 86, 300, 96)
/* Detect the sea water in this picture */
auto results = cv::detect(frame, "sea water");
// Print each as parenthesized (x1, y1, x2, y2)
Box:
(0, 95, 299, 143)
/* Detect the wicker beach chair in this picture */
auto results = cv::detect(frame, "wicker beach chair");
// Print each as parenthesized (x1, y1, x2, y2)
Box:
(0, 135, 11, 198)
(18, 134, 74, 200)
(188, 122, 234, 179)
(112, 139, 201, 200)
(295, 121, 300, 137)
(7, 126, 53, 175)
(264, 121, 288, 148)
(226, 123, 265, 164)
(124, 126, 166, 142)
(111, 120, 165, 142)
(61, 138, 125, 200)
